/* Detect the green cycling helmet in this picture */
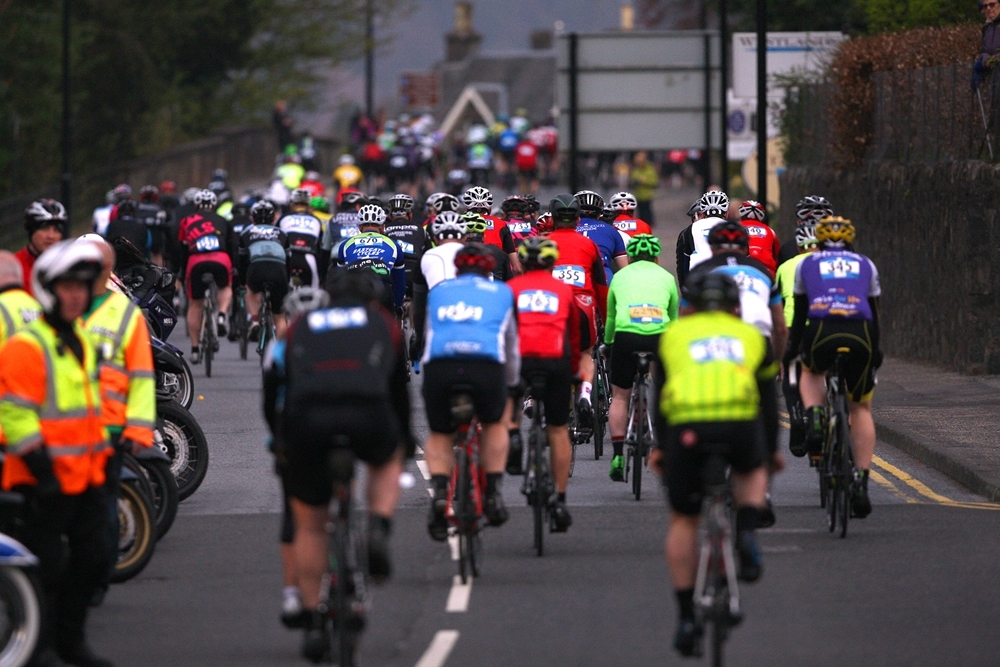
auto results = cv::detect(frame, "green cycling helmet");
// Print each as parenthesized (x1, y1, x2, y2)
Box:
(626, 233, 661, 259)
(461, 211, 488, 235)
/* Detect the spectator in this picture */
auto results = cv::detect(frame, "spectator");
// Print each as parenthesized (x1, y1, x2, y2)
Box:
(273, 100, 294, 153)
(974, 1, 1000, 90)
(629, 151, 659, 227)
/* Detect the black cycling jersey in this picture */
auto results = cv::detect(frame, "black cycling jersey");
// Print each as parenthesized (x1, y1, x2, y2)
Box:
(776, 234, 799, 266)
(383, 220, 426, 283)
(238, 224, 288, 276)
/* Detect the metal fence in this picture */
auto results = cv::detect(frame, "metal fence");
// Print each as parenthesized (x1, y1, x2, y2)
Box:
(781, 81, 834, 167)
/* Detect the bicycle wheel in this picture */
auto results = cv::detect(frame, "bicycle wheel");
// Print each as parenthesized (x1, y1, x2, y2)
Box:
(836, 400, 852, 538)
(238, 312, 248, 361)
(455, 447, 471, 585)
(711, 613, 726, 667)
(202, 302, 214, 379)
(533, 416, 546, 557)
(825, 425, 840, 534)
(632, 389, 644, 501)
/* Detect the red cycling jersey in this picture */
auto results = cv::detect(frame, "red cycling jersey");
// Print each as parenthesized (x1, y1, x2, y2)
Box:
(546, 228, 608, 319)
(483, 215, 516, 254)
(612, 213, 652, 238)
(740, 220, 780, 276)
(508, 270, 581, 374)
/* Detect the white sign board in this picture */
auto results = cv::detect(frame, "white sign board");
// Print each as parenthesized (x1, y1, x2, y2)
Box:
(557, 31, 722, 152)
(732, 32, 846, 99)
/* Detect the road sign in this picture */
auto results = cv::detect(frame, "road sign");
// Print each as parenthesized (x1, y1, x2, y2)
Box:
(732, 32, 846, 99)
(399, 72, 439, 109)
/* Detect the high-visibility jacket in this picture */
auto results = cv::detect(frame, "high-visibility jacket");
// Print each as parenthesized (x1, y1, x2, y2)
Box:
(83, 292, 156, 447)
(0, 318, 110, 494)
(0, 288, 41, 346)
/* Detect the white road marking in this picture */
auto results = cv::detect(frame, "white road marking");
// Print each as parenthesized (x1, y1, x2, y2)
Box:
(758, 528, 815, 534)
(416, 459, 431, 480)
(761, 545, 803, 554)
(415, 630, 460, 667)
(446, 575, 472, 612)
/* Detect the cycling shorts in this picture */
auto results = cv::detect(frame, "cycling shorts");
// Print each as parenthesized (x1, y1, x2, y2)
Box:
(575, 294, 597, 350)
(186, 253, 232, 299)
(518, 167, 539, 181)
(282, 401, 402, 507)
(422, 359, 507, 433)
(246, 261, 289, 313)
(521, 358, 573, 427)
(609, 332, 660, 389)
(662, 420, 767, 516)
(287, 252, 319, 289)
(800, 319, 876, 402)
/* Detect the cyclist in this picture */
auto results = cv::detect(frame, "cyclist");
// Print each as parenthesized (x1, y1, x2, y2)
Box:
(336, 204, 407, 308)
(547, 194, 608, 424)
(651, 272, 776, 657)
(240, 200, 290, 341)
(309, 196, 332, 225)
(178, 189, 233, 362)
(785, 216, 882, 517)
(684, 221, 787, 361)
(604, 234, 679, 482)
(675, 190, 729, 285)
(323, 190, 367, 259)
(106, 199, 152, 260)
(574, 190, 628, 283)
(500, 195, 537, 247)
(18, 200, 68, 296)
(264, 273, 414, 661)
(383, 194, 426, 290)
(279, 188, 324, 289)
(777, 195, 833, 266)
(92, 190, 115, 238)
(422, 244, 520, 540)
(461, 212, 513, 282)
(775, 222, 820, 456)
(462, 186, 521, 274)
(411, 211, 467, 362)
(136, 185, 169, 266)
(333, 154, 363, 191)
(609, 191, 653, 238)
(506, 238, 579, 528)
(738, 199, 780, 276)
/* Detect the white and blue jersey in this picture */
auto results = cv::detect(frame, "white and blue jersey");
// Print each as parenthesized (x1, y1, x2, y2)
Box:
(422, 274, 521, 385)
(684, 253, 782, 338)
(337, 231, 407, 307)
(577, 218, 627, 284)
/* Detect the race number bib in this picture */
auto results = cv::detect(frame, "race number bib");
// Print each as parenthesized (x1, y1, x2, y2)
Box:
(508, 221, 532, 234)
(517, 290, 559, 315)
(195, 235, 220, 253)
(552, 265, 585, 287)
(628, 304, 664, 324)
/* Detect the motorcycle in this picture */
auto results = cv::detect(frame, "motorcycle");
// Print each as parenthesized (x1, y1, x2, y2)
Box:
(154, 337, 193, 409)
(156, 399, 209, 501)
(112, 466, 157, 584)
(0, 494, 40, 667)
(122, 447, 179, 540)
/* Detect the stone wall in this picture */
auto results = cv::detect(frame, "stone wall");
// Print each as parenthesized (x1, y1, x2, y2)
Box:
(778, 161, 1000, 374)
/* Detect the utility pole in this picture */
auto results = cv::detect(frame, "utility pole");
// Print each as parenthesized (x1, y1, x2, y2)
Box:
(756, 0, 768, 212)
(61, 0, 72, 216)
(365, 0, 374, 119)
(701, 3, 711, 190)
(719, 0, 729, 191)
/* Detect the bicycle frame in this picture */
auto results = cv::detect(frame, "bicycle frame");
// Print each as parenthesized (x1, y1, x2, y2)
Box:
(257, 285, 275, 359)
(624, 353, 657, 500)
(446, 390, 484, 583)
(524, 374, 554, 556)
(821, 350, 855, 538)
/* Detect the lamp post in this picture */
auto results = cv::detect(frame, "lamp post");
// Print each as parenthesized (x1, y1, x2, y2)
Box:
(61, 0, 72, 217)
(756, 0, 767, 210)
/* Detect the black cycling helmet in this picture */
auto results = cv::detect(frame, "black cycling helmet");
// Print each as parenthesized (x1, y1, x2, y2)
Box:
(454, 242, 496, 276)
(684, 271, 741, 313)
(600, 204, 618, 224)
(24, 199, 68, 236)
(339, 191, 368, 211)
(517, 237, 559, 271)
(549, 194, 581, 227)
(707, 220, 750, 251)
(574, 190, 605, 215)
(389, 193, 414, 214)
(501, 195, 527, 215)
(250, 200, 276, 226)
(523, 194, 540, 214)
(231, 202, 251, 218)
(325, 263, 385, 304)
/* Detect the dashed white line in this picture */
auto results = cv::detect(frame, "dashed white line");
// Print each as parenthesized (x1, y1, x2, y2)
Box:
(445, 575, 472, 612)
(416, 459, 430, 480)
(415, 630, 460, 667)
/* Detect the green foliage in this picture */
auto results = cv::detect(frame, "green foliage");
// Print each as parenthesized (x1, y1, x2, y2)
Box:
(0, 0, 411, 198)
(862, 0, 977, 33)
(726, 0, 869, 33)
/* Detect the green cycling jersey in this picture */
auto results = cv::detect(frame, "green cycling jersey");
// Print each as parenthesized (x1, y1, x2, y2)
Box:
(774, 251, 813, 327)
(604, 260, 679, 343)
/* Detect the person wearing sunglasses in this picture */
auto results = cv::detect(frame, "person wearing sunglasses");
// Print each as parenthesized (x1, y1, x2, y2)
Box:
(973, 0, 1000, 90)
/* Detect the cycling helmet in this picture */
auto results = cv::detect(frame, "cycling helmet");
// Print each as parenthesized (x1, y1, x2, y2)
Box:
(32, 240, 103, 313)
(462, 186, 493, 211)
(535, 212, 555, 235)
(289, 188, 311, 206)
(738, 199, 766, 222)
(310, 196, 329, 213)
(430, 211, 466, 241)
(574, 190, 605, 214)
(338, 154, 355, 166)
(550, 194, 581, 225)
(112, 184, 132, 202)
(193, 189, 218, 210)
(600, 205, 618, 224)
(707, 220, 750, 250)
(231, 202, 251, 218)
(500, 195, 527, 215)
(424, 192, 444, 213)
(339, 190, 368, 209)
(283, 286, 330, 320)
(431, 193, 461, 214)
(389, 193, 415, 213)
(460, 212, 488, 235)
(699, 190, 730, 217)
(795, 195, 833, 223)
(814, 216, 855, 246)
(795, 223, 818, 250)
(518, 237, 559, 270)
(357, 204, 387, 226)
(609, 191, 638, 211)
(24, 199, 68, 235)
(523, 194, 540, 214)
(116, 199, 137, 218)
(212, 168, 228, 182)
(139, 185, 159, 202)
(454, 242, 496, 276)
(159, 180, 177, 195)
(183, 187, 201, 204)
(250, 200, 276, 226)
(626, 234, 661, 260)
(683, 271, 741, 313)
(686, 197, 702, 220)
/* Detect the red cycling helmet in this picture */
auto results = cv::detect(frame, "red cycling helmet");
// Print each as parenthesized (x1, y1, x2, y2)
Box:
(454, 242, 496, 276)
(534, 212, 555, 235)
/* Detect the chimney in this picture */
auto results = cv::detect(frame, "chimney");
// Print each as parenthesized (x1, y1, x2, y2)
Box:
(621, 4, 635, 31)
(445, 1, 482, 62)
(530, 29, 553, 50)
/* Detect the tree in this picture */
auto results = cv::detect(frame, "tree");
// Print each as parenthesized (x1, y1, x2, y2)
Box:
(861, 0, 977, 33)
(726, 0, 869, 34)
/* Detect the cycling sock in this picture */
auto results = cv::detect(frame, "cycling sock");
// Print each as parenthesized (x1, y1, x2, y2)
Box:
(612, 438, 624, 457)
(370, 513, 392, 535)
(580, 382, 593, 402)
(430, 474, 449, 499)
(191, 346, 200, 354)
(557, 492, 566, 503)
(486, 472, 503, 496)
(676, 588, 695, 620)
(508, 428, 521, 442)
(736, 506, 761, 533)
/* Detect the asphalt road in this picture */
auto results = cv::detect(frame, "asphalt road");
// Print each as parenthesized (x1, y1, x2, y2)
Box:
(89, 189, 1000, 665)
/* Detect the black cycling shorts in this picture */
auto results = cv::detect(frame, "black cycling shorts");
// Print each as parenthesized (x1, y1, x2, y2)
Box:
(609, 332, 660, 389)
(287, 251, 319, 289)
(246, 261, 289, 312)
(280, 478, 295, 544)
(281, 401, 401, 507)
(578, 306, 593, 351)
(422, 359, 507, 433)
(186, 260, 230, 299)
(800, 318, 876, 402)
(521, 358, 573, 427)
(662, 420, 767, 516)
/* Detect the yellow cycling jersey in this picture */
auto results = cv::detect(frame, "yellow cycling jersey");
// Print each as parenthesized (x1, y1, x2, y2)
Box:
(334, 164, 362, 189)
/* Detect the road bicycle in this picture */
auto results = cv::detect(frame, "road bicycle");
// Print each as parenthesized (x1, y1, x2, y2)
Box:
(447, 388, 484, 584)
(522, 374, 555, 557)
(198, 275, 219, 378)
(820, 348, 857, 538)
(693, 442, 742, 667)
(623, 352, 656, 501)
(230, 285, 249, 360)
(591, 344, 610, 459)
(256, 285, 277, 361)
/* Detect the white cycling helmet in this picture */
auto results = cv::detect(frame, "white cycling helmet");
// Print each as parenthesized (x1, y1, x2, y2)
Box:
(283, 286, 330, 320)
(699, 190, 729, 217)
(738, 200, 766, 222)
(462, 186, 493, 211)
(430, 211, 466, 241)
(609, 191, 637, 211)
(795, 223, 819, 250)
(431, 193, 461, 214)
(357, 204, 387, 226)
(32, 240, 104, 313)
(338, 154, 355, 166)
(193, 189, 218, 211)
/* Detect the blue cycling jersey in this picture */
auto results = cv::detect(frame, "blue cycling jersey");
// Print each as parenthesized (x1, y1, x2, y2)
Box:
(337, 231, 407, 307)
(422, 274, 518, 369)
(576, 218, 627, 283)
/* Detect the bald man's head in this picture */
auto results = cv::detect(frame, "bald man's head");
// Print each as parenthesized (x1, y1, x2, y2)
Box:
(0, 251, 24, 289)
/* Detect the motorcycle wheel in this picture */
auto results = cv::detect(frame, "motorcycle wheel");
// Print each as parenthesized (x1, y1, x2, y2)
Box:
(156, 358, 194, 410)
(0, 566, 40, 667)
(156, 400, 209, 501)
(125, 455, 179, 540)
(111, 481, 157, 583)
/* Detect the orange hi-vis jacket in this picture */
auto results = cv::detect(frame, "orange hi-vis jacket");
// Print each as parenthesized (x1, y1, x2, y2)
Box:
(83, 292, 155, 447)
(0, 318, 110, 494)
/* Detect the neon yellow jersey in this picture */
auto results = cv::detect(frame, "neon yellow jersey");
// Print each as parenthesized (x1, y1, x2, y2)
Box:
(659, 310, 777, 425)
(774, 251, 811, 326)
(333, 164, 362, 189)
